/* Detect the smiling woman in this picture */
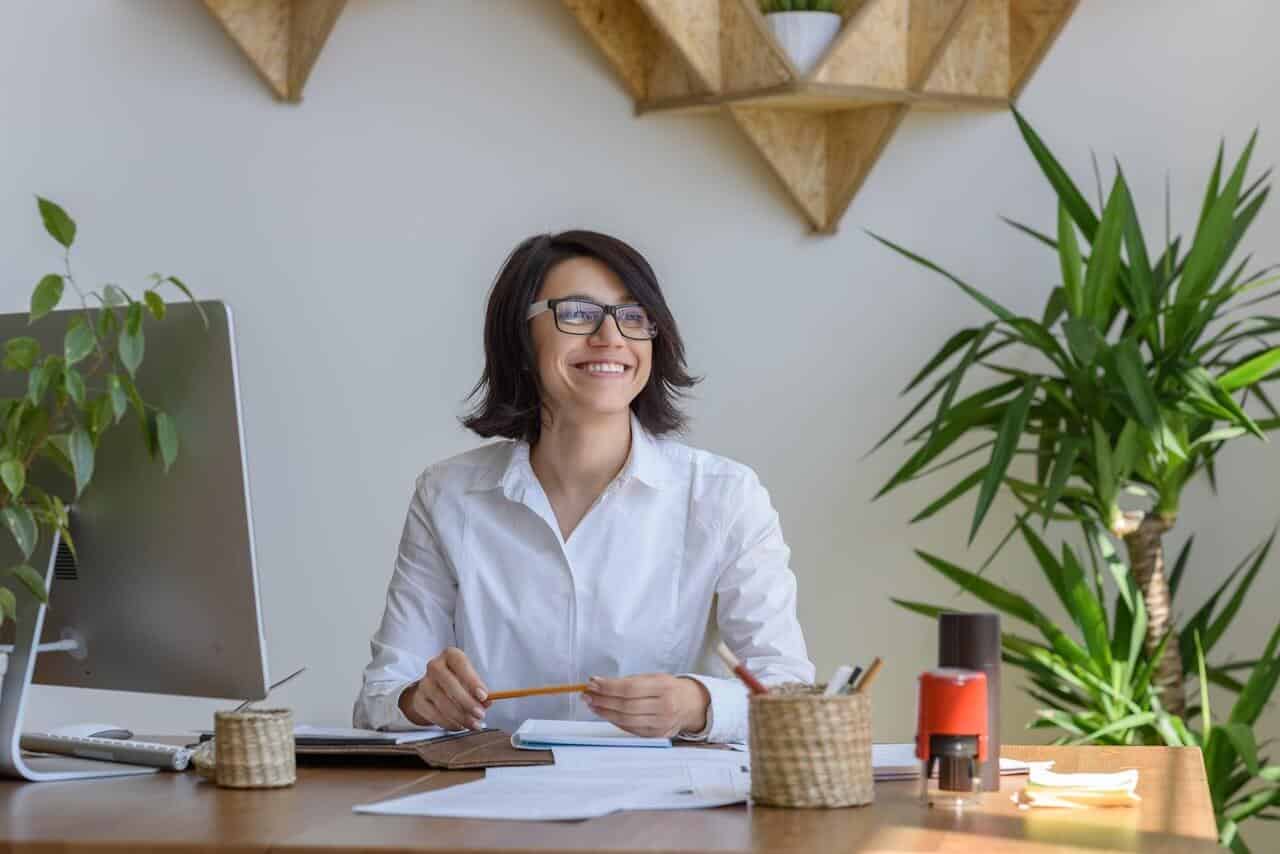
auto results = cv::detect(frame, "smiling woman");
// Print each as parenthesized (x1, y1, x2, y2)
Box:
(353, 230, 816, 742)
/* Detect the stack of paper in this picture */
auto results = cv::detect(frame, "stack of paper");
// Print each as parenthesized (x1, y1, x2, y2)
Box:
(1012, 767, 1141, 809)
(293, 725, 455, 746)
(510, 719, 670, 749)
(354, 733, 751, 820)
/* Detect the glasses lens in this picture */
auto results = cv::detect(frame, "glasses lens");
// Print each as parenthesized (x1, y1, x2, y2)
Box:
(615, 306, 656, 339)
(555, 300, 603, 333)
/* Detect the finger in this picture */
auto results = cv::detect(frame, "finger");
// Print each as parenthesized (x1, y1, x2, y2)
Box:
(592, 706, 669, 738)
(585, 694, 672, 716)
(589, 675, 664, 699)
(445, 647, 488, 703)
(431, 659, 487, 722)
(419, 683, 471, 730)
(414, 692, 467, 732)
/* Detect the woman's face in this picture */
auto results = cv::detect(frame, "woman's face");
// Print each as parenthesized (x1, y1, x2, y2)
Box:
(530, 256, 653, 426)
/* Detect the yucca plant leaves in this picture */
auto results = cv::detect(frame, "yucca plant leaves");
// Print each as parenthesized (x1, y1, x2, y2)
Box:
(1220, 347, 1280, 392)
(1012, 108, 1099, 240)
(1058, 203, 1086, 317)
(1084, 177, 1128, 328)
(867, 231, 1015, 323)
(902, 327, 980, 395)
(970, 380, 1038, 542)
(1111, 339, 1160, 429)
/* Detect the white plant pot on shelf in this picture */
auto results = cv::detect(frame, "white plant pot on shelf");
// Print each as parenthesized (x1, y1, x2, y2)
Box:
(765, 11, 843, 76)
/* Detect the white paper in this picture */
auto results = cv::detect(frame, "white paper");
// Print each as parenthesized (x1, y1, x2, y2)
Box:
(550, 746, 748, 768)
(354, 777, 661, 821)
(512, 719, 671, 749)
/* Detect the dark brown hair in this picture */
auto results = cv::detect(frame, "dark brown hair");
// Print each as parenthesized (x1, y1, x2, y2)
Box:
(462, 230, 699, 443)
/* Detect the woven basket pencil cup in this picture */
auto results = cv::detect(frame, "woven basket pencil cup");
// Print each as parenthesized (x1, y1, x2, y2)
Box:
(748, 684, 873, 808)
(207, 708, 296, 789)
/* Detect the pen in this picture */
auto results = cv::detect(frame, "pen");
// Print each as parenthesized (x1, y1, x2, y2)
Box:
(853, 657, 883, 694)
(716, 642, 769, 695)
(486, 682, 590, 701)
(839, 665, 864, 696)
(821, 664, 855, 697)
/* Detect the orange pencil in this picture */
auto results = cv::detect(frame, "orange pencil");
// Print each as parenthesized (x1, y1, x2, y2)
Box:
(486, 682, 590, 701)
(853, 657, 883, 694)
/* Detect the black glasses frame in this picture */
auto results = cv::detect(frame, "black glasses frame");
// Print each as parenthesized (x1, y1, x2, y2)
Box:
(526, 298, 658, 340)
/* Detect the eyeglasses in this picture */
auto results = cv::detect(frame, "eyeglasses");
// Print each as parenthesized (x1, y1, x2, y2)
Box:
(526, 298, 658, 340)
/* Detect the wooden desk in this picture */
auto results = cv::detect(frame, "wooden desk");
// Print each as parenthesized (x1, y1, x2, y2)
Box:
(0, 745, 1219, 853)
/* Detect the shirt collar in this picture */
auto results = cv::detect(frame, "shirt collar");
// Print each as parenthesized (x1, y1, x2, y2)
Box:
(488, 412, 673, 498)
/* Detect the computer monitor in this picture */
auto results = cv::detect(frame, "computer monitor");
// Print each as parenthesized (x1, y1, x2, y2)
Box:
(0, 299, 269, 702)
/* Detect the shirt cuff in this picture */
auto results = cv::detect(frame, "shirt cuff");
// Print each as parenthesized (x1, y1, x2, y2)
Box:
(675, 674, 747, 744)
(356, 680, 420, 731)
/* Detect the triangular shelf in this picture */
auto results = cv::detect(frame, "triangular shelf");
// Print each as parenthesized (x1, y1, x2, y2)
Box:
(203, 0, 347, 102)
(565, 0, 1078, 232)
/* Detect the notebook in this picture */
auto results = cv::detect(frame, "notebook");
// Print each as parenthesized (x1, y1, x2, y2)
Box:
(511, 719, 671, 750)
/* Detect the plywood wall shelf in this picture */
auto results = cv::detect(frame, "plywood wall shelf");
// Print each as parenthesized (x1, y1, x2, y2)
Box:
(203, 0, 347, 102)
(565, 0, 1077, 233)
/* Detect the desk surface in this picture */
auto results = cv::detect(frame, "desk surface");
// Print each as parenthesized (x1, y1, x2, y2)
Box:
(0, 745, 1218, 853)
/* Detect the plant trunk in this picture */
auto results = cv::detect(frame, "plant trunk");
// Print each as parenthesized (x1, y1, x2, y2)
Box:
(1117, 511, 1185, 716)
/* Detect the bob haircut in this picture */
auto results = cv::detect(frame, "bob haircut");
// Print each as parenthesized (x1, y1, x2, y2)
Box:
(462, 230, 698, 443)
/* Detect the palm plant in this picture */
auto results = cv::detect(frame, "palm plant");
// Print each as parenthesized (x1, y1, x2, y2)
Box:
(894, 523, 1280, 851)
(872, 111, 1279, 717)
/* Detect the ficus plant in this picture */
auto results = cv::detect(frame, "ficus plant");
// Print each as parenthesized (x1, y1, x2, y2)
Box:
(0, 197, 203, 627)
(873, 110, 1279, 718)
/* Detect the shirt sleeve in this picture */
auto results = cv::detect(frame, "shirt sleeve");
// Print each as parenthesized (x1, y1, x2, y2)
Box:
(352, 471, 458, 731)
(692, 469, 815, 744)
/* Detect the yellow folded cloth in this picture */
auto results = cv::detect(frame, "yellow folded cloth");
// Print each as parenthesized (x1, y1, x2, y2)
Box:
(1012, 767, 1141, 809)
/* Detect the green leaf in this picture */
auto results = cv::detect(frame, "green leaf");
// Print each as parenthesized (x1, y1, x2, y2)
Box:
(915, 549, 1043, 626)
(160, 276, 208, 328)
(1012, 109, 1099, 240)
(910, 467, 985, 524)
(0, 460, 25, 498)
(64, 367, 86, 408)
(1118, 170, 1156, 328)
(931, 323, 995, 444)
(156, 411, 178, 471)
(1206, 532, 1276, 655)
(70, 426, 95, 497)
(902, 327, 979, 395)
(118, 304, 145, 377)
(1091, 421, 1116, 515)
(1057, 203, 1085, 317)
(1063, 317, 1103, 365)
(1220, 347, 1280, 391)
(0, 587, 14, 623)
(970, 380, 1038, 543)
(107, 374, 128, 422)
(30, 274, 64, 323)
(143, 290, 166, 320)
(88, 394, 113, 437)
(36, 196, 76, 248)
(63, 316, 95, 366)
(1169, 535, 1194, 600)
(1112, 339, 1159, 429)
(1, 504, 37, 559)
(26, 359, 52, 406)
(1083, 177, 1127, 328)
(3, 337, 40, 372)
(1220, 722, 1261, 776)
(102, 284, 130, 307)
(7, 563, 47, 603)
(1195, 631, 1212, 725)
(1040, 436, 1082, 521)
(867, 231, 1015, 322)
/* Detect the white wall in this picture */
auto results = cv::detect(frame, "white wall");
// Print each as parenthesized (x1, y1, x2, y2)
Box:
(3, 0, 1278, 825)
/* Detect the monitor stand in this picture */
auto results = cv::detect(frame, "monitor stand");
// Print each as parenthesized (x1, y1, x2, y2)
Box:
(0, 528, 157, 781)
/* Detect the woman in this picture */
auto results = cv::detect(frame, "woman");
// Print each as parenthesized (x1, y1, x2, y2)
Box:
(353, 231, 813, 743)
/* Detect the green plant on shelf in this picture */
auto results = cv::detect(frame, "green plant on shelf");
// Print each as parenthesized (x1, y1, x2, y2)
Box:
(760, 0, 843, 13)
(0, 197, 204, 627)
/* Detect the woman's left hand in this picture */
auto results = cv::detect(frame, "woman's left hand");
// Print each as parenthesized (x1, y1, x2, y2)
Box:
(584, 674, 711, 738)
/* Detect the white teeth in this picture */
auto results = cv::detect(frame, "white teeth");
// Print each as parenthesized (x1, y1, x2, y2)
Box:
(580, 362, 626, 374)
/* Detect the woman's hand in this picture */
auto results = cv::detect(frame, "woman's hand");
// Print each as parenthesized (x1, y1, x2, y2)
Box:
(399, 646, 490, 731)
(584, 674, 711, 738)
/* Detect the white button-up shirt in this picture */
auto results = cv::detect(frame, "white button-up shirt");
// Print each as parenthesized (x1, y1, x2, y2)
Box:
(353, 414, 814, 743)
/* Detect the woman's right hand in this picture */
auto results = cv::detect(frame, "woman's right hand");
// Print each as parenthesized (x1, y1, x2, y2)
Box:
(398, 647, 490, 730)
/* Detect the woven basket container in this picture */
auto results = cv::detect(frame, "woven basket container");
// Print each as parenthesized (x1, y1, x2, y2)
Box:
(211, 708, 296, 789)
(748, 684, 873, 808)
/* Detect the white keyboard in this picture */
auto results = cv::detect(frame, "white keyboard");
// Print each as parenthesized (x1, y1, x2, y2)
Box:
(20, 733, 193, 771)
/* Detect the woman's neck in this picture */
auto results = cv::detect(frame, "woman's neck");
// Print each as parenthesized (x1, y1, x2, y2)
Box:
(530, 411, 632, 502)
